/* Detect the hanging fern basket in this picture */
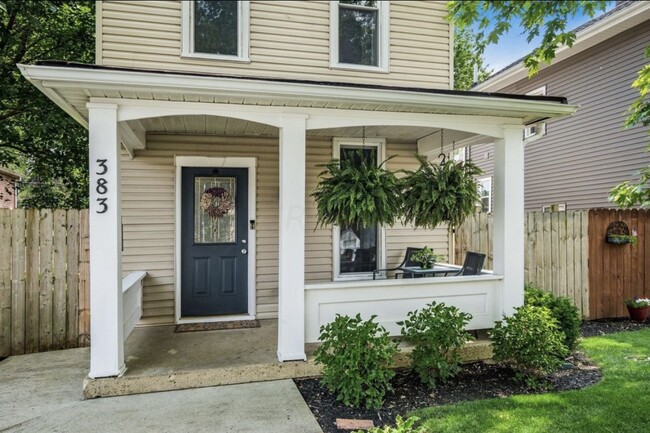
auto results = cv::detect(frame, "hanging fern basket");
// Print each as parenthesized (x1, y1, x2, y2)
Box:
(402, 155, 483, 230)
(311, 152, 402, 229)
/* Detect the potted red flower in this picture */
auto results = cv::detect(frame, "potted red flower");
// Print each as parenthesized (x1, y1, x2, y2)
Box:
(625, 297, 650, 323)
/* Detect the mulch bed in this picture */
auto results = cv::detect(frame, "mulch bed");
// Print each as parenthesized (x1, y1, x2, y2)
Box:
(295, 319, 647, 433)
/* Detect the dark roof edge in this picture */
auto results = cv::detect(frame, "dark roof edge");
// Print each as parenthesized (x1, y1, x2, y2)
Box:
(34, 60, 568, 105)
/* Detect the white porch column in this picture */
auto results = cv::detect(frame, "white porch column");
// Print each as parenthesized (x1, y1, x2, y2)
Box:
(277, 115, 307, 361)
(492, 126, 525, 315)
(87, 103, 125, 378)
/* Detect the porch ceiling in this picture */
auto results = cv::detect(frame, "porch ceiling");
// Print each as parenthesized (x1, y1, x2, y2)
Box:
(138, 115, 438, 141)
(19, 63, 578, 132)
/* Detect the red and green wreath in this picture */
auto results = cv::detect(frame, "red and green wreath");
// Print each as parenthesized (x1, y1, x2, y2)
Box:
(200, 187, 233, 218)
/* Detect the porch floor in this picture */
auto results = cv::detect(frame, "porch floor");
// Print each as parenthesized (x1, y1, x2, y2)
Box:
(83, 319, 493, 399)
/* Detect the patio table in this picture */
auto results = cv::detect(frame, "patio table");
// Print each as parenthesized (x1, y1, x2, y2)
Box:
(397, 264, 460, 278)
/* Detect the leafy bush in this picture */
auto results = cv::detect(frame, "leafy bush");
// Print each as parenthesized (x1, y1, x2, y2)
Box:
(524, 284, 581, 350)
(398, 302, 473, 387)
(354, 416, 426, 433)
(314, 314, 398, 409)
(491, 305, 569, 387)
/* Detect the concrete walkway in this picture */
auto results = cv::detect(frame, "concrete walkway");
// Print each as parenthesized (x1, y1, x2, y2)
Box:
(0, 348, 323, 433)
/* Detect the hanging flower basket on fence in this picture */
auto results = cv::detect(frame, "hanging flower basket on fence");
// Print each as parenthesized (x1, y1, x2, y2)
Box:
(605, 221, 637, 245)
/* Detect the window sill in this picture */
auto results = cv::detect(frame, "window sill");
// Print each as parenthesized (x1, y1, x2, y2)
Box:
(333, 273, 378, 282)
(181, 51, 251, 63)
(330, 63, 389, 74)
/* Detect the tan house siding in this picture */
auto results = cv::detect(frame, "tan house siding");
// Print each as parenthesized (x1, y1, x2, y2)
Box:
(122, 135, 449, 325)
(471, 23, 650, 211)
(98, 0, 452, 89)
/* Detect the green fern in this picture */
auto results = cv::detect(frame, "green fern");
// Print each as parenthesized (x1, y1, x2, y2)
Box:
(311, 152, 402, 229)
(402, 155, 483, 230)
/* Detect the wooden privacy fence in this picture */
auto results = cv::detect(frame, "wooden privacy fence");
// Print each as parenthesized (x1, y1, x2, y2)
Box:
(588, 208, 650, 319)
(455, 209, 650, 320)
(0, 209, 90, 357)
(455, 211, 590, 317)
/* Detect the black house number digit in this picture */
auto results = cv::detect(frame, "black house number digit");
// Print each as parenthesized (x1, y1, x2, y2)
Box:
(96, 159, 108, 175)
(95, 159, 109, 214)
(96, 198, 108, 214)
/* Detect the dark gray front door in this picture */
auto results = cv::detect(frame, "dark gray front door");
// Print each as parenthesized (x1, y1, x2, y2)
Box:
(181, 167, 248, 317)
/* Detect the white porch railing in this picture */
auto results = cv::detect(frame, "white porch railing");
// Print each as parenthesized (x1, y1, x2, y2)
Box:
(122, 271, 147, 341)
(304, 274, 503, 343)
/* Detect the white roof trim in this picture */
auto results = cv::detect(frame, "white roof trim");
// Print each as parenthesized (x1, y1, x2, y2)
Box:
(474, 1, 650, 92)
(19, 64, 577, 126)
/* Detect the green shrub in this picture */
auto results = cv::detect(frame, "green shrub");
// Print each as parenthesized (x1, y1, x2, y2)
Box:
(314, 314, 398, 409)
(491, 305, 569, 388)
(524, 284, 581, 350)
(354, 416, 426, 433)
(398, 302, 473, 387)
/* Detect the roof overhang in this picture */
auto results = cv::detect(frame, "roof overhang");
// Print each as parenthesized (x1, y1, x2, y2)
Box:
(0, 167, 21, 180)
(474, 1, 650, 92)
(19, 63, 577, 129)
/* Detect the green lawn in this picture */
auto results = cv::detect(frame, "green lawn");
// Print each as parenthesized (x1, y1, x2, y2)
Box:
(413, 329, 650, 433)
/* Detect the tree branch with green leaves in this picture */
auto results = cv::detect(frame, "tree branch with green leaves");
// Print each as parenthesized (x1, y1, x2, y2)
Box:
(0, 0, 94, 208)
(448, 1, 607, 76)
(448, 1, 649, 209)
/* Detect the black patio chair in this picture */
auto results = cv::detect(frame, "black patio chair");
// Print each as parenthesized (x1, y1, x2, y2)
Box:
(447, 251, 486, 276)
(372, 247, 422, 280)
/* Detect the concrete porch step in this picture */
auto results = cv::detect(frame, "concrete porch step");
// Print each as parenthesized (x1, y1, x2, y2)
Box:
(83, 338, 493, 399)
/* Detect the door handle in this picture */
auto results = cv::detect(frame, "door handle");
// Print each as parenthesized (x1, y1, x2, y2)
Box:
(241, 248, 248, 255)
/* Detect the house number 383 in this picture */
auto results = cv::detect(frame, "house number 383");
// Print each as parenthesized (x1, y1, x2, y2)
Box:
(96, 159, 108, 214)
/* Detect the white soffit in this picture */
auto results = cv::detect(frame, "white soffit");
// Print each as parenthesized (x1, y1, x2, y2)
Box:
(475, 1, 650, 92)
(19, 63, 577, 130)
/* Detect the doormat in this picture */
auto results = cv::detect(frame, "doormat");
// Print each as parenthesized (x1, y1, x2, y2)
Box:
(174, 320, 260, 333)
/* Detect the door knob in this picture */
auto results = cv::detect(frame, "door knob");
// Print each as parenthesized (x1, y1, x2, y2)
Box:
(241, 248, 248, 255)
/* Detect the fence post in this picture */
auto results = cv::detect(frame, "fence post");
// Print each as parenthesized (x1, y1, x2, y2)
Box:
(0, 210, 12, 356)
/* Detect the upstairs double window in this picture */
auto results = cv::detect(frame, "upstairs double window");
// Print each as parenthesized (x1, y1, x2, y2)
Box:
(181, 0, 250, 61)
(331, 1, 389, 72)
(181, 1, 389, 71)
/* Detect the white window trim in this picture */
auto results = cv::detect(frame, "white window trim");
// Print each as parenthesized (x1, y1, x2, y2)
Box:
(478, 176, 492, 213)
(332, 137, 387, 281)
(174, 156, 257, 324)
(524, 85, 548, 139)
(542, 203, 566, 212)
(329, 1, 390, 73)
(181, 0, 250, 63)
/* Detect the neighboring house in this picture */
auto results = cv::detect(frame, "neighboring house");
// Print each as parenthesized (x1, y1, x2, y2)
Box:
(19, 0, 574, 379)
(470, 1, 650, 212)
(0, 167, 20, 209)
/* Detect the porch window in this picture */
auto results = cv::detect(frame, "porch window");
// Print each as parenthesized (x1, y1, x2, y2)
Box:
(330, 1, 389, 72)
(181, 0, 250, 61)
(333, 138, 386, 280)
(478, 177, 491, 213)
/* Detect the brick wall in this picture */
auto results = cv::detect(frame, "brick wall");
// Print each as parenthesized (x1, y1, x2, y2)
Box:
(0, 174, 17, 209)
